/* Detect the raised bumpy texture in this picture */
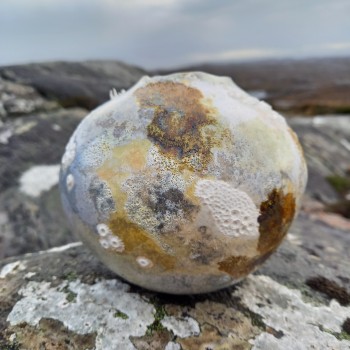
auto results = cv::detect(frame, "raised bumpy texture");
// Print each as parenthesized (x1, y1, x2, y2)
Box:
(59, 72, 307, 294)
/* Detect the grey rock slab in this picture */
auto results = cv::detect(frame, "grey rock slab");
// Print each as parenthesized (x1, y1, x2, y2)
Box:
(0, 108, 86, 258)
(0, 76, 58, 119)
(0, 61, 147, 110)
(288, 116, 350, 203)
(0, 108, 86, 193)
(159, 57, 350, 114)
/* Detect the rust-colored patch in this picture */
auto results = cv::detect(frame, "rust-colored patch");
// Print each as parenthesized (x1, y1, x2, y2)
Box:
(130, 329, 172, 350)
(218, 255, 254, 278)
(108, 215, 176, 271)
(258, 189, 296, 255)
(135, 81, 231, 171)
(218, 250, 275, 278)
(179, 324, 251, 350)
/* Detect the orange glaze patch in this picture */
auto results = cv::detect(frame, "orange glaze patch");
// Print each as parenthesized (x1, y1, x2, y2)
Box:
(257, 188, 296, 255)
(218, 255, 254, 278)
(218, 188, 296, 278)
(96, 139, 152, 209)
(217, 251, 274, 278)
(108, 215, 176, 271)
(135, 81, 232, 171)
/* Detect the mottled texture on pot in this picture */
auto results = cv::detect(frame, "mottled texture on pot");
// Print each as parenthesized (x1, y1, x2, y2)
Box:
(59, 72, 307, 294)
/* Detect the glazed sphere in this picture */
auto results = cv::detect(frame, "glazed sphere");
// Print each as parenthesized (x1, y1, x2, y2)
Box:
(59, 72, 307, 294)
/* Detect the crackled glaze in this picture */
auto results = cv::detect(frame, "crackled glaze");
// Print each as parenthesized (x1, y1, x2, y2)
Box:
(59, 72, 307, 294)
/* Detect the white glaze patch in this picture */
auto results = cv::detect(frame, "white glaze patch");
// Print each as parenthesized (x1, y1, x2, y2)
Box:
(66, 173, 74, 192)
(96, 223, 112, 237)
(97, 223, 124, 252)
(195, 179, 259, 238)
(61, 137, 76, 171)
(19, 165, 60, 197)
(108, 235, 125, 252)
(7, 279, 155, 350)
(136, 256, 153, 269)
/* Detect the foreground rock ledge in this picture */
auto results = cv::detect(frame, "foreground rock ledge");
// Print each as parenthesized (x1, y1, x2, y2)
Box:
(1, 216, 350, 350)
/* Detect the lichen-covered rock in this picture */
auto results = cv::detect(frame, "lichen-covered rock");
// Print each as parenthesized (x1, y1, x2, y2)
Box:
(59, 72, 307, 294)
(1, 233, 350, 350)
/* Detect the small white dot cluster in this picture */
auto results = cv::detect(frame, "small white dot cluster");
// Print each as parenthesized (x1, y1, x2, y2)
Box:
(136, 256, 153, 268)
(195, 179, 259, 238)
(96, 223, 124, 252)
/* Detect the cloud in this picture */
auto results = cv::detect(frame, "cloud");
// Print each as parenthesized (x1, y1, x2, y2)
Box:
(1, 0, 350, 68)
(188, 48, 284, 63)
(323, 42, 350, 50)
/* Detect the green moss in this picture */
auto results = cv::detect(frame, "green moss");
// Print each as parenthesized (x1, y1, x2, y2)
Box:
(64, 271, 78, 282)
(244, 308, 266, 330)
(338, 331, 350, 341)
(0, 341, 20, 350)
(232, 298, 266, 331)
(62, 285, 77, 303)
(114, 310, 129, 320)
(145, 300, 167, 336)
(326, 175, 350, 195)
(318, 325, 350, 341)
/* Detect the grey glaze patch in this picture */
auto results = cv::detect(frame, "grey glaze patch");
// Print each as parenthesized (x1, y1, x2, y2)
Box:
(89, 177, 116, 219)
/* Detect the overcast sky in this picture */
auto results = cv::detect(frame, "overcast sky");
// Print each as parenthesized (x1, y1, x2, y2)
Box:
(1, 0, 350, 69)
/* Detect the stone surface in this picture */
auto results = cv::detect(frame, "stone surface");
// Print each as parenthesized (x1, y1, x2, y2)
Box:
(0, 108, 86, 258)
(0, 60, 350, 348)
(0, 61, 147, 111)
(0, 76, 58, 120)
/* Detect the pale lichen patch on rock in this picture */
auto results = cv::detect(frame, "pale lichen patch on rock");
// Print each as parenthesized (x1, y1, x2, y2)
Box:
(0, 261, 26, 279)
(19, 165, 60, 198)
(234, 275, 350, 350)
(161, 315, 200, 338)
(7, 279, 155, 350)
